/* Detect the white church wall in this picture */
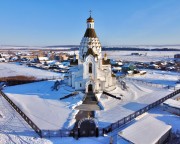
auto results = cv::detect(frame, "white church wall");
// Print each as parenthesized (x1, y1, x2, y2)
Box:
(83, 55, 96, 79)
(68, 75, 72, 86)
(75, 81, 85, 91)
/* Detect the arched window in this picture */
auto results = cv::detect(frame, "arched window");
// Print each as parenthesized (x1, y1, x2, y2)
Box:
(89, 63, 92, 73)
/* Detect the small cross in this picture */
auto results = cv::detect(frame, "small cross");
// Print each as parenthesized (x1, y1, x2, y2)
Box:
(89, 10, 92, 16)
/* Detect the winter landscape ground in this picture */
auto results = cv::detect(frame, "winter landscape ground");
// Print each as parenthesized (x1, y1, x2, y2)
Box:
(102, 50, 178, 62)
(0, 50, 180, 144)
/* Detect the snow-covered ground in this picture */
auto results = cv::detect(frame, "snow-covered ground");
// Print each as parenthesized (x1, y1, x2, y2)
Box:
(0, 93, 110, 144)
(0, 63, 62, 79)
(0, 80, 179, 143)
(104, 51, 178, 62)
(3, 77, 171, 130)
(148, 104, 180, 132)
(3, 81, 84, 130)
(0, 51, 179, 143)
(96, 81, 171, 128)
(2, 77, 174, 129)
(127, 69, 180, 87)
(103, 45, 180, 50)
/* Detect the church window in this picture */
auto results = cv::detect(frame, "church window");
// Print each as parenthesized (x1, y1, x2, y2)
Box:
(80, 83, 82, 87)
(89, 63, 92, 73)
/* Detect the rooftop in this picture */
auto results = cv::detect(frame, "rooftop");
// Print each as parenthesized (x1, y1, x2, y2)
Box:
(163, 99, 180, 109)
(119, 116, 171, 144)
(84, 28, 97, 38)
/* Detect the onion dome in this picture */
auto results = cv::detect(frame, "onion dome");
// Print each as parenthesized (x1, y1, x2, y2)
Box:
(87, 16, 94, 23)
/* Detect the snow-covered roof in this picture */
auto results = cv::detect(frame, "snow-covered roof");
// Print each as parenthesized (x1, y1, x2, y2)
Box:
(38, 57, 49, 61)
(119, 116, 171, 144)
(163, 99, 180, 109)
(0, 57, 5, 60)
(75, 76, 83, 81)
(112, 67, 122, 70)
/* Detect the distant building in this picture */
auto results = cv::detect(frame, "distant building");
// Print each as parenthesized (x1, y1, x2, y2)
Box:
(131, 52, 141, 56)
(174, 54, 180, 59)
(163, 99, 180, 116)
(60, 53, 69, 61)
(122, 63, 136, 73)
(20, 55, 36, 61)
(117, 116, 172, 144)
(149, 64, 160, 69)
(174, 54, 180, 63)
(0, 58, 6, 62)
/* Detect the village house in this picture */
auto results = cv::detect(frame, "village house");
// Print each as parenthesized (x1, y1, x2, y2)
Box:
(117, 116, 172, 144)
(163, 99, 180, 116)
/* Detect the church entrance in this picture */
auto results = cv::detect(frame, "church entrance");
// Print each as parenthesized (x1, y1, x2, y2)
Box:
(78, 118, 99, 137)
(88, 84, 93, 92)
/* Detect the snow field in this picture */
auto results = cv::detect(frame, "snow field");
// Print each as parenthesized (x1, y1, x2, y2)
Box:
(0, 63, 62, 79)
(3, 81, 84, 130)
(127, 69, 179, 87)
(0, 94, 109, 144)
(104, 51, 178, 62)
(96, 81, 171, 128)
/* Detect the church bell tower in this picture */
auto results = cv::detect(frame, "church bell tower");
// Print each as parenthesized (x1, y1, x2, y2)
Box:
(79, 13, 102, 64)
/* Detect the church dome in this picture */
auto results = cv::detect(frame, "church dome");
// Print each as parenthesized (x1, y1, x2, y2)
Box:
(87, 16, 94, 23)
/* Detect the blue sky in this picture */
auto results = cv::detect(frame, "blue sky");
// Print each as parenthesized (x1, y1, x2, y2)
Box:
(0, 0, 180, 46)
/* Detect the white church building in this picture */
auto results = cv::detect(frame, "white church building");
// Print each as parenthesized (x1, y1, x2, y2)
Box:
(68, 15, 116, 93)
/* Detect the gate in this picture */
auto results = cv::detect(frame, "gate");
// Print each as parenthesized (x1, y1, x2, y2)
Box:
(78, 118, 99, 137)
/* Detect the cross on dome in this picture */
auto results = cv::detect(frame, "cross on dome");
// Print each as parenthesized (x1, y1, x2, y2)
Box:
(87, 10, 94, 23)
(89, 10, 92, 16)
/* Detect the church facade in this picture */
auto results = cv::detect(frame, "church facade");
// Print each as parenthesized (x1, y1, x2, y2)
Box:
(68, 15, 116, 93)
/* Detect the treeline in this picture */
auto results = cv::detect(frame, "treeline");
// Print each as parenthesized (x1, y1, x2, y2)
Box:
(0, 75, 38, 86)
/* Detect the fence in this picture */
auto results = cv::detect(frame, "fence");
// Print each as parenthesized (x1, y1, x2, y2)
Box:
(1, 88, 180, 138)
(124, 77, 177, 90)
(41, 129, 73, 137)
(40, 128, 105, 138)
(103, 88, 180, 134)
(0, 90, 42, 137)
